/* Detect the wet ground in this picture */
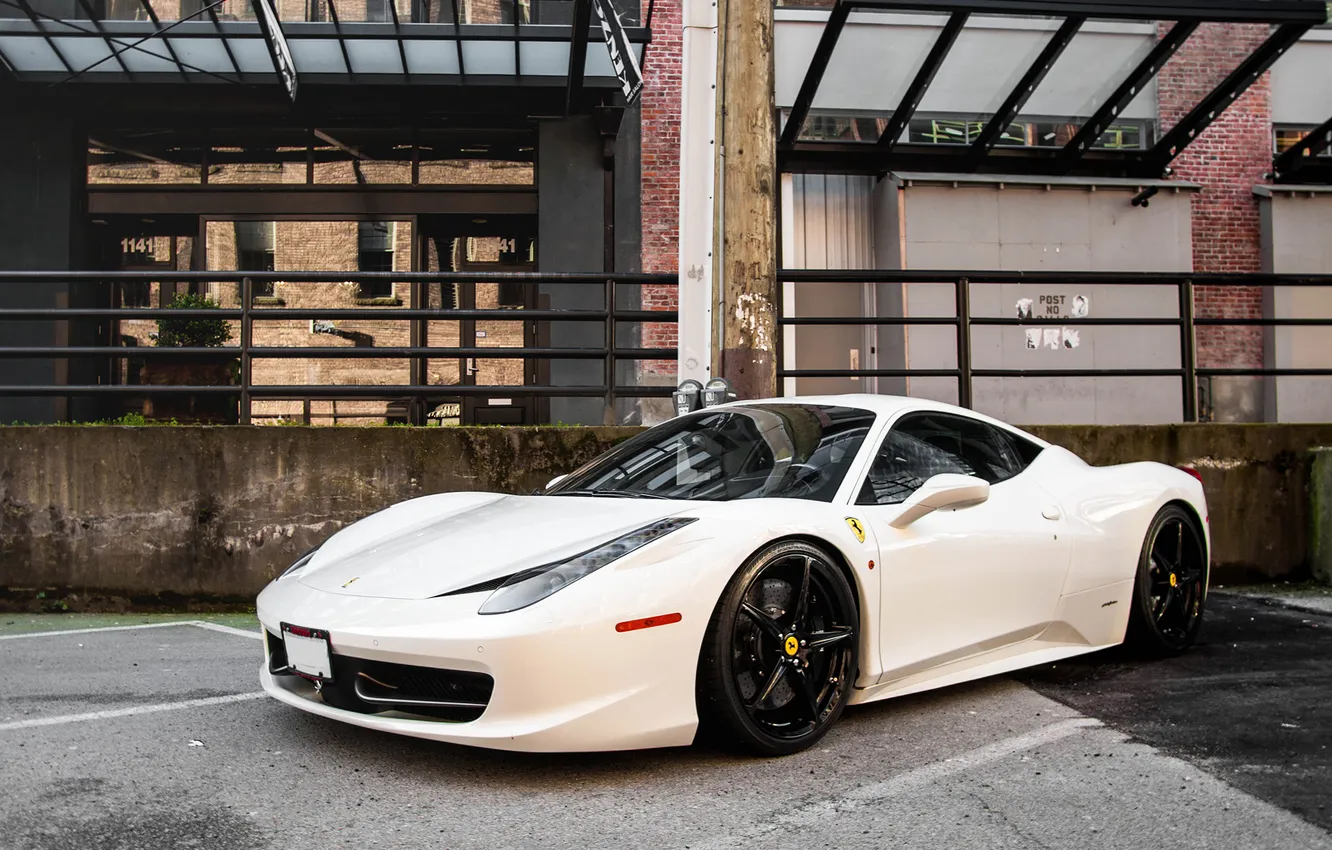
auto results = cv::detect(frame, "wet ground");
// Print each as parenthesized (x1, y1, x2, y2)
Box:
(0, 593, 1327, 850)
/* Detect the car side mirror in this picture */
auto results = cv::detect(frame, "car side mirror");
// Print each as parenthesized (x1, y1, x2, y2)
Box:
(889, 474, 990, 529)
(545, 474, 568, 491)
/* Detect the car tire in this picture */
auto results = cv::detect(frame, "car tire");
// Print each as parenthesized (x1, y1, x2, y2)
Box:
(1125, 504, 1208, 656)
(696, 539, 858, 757)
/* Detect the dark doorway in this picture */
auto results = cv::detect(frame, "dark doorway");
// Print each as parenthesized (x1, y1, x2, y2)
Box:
(417, 214, 540, 425)
(86, 214, 202, 418)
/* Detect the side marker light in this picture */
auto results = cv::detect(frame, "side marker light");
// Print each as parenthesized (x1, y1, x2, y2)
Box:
(868, 560, 875, 570)
(615, 613, 683, 633)
(1177, 465, 1204, 484)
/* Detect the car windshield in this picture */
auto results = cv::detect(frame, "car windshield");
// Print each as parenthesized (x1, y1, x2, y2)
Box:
(547, 404, 876, 502)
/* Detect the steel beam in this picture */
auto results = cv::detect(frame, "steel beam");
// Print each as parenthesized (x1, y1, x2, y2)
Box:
(75, 0, 135, 81)
(386, 0, 410, 78)
(1144, 22, 1311, 175)
(1273, 114, 1332, 181)
(15, 0, 74, 74)
(324, 0, 355, 79)
(845, 0, 1328, 25)
(449, 0, 465, 79)
(206, 3, 244, 81)
(136, 0, 191, 83)
(565, 0, 591, 113)
(968, 16, 1083, 162)
(778, 0, 850, 148)
(876, 11, 967, 149)
(512, 0, 521, 76)
(1056, 20, 1196, 168)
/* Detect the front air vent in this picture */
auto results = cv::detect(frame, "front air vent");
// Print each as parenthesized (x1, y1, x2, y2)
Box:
(435, 574, 516, 598)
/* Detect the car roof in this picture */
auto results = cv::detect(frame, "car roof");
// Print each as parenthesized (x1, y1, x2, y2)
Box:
(724, 394, 1052, 448)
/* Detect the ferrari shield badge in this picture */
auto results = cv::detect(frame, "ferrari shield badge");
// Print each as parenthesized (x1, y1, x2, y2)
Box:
(784, 636, 800, 656)
(845, 517, 866, 543)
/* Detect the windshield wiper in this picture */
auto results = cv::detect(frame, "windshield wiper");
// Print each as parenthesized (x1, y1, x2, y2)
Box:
(548, 489, 674, 500)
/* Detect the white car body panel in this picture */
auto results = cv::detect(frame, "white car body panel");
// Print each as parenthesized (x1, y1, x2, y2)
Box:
(256, 394, 1210, 752)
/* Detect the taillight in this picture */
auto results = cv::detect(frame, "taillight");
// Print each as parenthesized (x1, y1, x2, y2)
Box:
(1177, 465, 1203, 484)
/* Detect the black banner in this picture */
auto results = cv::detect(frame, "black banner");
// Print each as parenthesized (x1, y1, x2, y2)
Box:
(252, 0, 298, 102)
(591, 0, 643, 106)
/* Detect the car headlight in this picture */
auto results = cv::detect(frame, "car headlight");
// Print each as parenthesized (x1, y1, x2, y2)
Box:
(279, 546, 320, 581)
(478, 518, 698, 615)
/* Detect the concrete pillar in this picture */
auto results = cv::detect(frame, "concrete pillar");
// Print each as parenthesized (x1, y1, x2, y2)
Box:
(0, 97, 93, 423)
(536, 113, 641, 425)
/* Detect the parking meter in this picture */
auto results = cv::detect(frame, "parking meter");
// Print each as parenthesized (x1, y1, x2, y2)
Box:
(702, 378, 736, 408)
(673, 380, 703, 417)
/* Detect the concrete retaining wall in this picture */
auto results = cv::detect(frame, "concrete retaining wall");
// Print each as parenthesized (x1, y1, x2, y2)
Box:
(0, 427, 637, 603)
(1028, 424, 1332, 584)
(1, 423, 1329, 603)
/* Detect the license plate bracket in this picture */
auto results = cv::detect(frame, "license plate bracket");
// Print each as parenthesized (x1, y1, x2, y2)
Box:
(281, 623, 334, 682)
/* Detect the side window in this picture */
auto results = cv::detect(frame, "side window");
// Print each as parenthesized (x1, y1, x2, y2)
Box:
(856, 413, 1036, 506)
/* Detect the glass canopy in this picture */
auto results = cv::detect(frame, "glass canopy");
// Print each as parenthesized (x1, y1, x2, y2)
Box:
(0, 0, 648, 88)
(776, 0, 1329, 178)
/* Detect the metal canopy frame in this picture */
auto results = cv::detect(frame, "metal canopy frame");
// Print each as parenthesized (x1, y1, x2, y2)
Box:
(0, 0, 652, 110)
(779, 0, 1328, 178)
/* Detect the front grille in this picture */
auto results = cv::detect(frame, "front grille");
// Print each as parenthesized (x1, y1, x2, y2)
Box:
(335, 656, 493, 722)
(357, 660, 495, 706)
(267, 631, 493, 722)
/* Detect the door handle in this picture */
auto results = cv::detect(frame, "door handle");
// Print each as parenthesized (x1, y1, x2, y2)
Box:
(1041, 505, 1062, 521)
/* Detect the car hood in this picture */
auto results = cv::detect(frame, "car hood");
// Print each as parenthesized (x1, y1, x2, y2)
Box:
(297, 493, 688, 600)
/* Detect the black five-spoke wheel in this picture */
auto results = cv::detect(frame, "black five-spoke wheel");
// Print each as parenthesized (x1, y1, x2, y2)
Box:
(697, 540, 858, 756)
(1127, 504, 1208, 655)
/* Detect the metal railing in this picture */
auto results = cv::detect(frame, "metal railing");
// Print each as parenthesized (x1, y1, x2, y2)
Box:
(777, 270, 1332, 422)
(0, 270, 679, 424)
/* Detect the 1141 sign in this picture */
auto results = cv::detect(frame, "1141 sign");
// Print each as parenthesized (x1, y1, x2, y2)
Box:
(119, 236, 165, 264)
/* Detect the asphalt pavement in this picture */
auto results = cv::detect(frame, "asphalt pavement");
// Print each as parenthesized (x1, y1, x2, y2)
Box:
(0, 594, 1328, 850)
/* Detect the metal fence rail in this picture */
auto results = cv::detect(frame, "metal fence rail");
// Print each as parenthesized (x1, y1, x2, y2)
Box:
(778, 269, 1332, 422)
(0, 270, 679, 424)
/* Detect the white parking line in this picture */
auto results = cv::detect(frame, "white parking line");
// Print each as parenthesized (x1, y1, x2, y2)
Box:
(0, 621, 201, 641)
(0, 620, 261, 641)
(696, 716, 1107, 850)
(189, 621, 264, 641)
(0, 692, 266, 732)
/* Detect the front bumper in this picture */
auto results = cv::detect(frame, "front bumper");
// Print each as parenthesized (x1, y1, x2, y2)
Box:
(256, 562, 716, 752)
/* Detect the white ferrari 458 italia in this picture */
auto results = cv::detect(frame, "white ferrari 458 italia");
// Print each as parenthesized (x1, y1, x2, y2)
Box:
(257, 394, 1210, 756)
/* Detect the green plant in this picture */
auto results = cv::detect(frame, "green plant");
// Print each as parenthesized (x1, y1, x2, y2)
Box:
(156, 293, 233, 348)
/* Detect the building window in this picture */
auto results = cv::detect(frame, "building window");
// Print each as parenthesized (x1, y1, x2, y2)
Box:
(903, 116, 1149, 150)
(1275, 126, 1332, 156)
(358, 221, 396, 300)
(366, 0, 392, 21)
(236, 221, 276, 298)
(790, 112, 1151, 150)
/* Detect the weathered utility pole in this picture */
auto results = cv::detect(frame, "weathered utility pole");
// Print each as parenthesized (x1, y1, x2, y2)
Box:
(714, 0, 777, 399)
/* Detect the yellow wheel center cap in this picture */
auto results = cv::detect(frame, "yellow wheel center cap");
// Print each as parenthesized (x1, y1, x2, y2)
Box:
(784, 635, 800, 656)
(1170, 573, 1178, 587)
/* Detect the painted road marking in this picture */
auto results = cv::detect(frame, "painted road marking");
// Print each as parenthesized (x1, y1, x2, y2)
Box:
(0, 620, 261, 641)
(189, 621, 264, 641)
(696, 716, 1106, 850)
(0, 692, 266, 732)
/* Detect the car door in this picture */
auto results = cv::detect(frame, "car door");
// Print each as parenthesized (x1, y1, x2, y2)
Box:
(853, 412, 1072, 684)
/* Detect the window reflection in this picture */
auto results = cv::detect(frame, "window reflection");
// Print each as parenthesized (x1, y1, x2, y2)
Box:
(88, 128, 534, 186)
(88, 139, 203, 185)
(28, 0, 640, 23)
(792, 111, 1151, 150)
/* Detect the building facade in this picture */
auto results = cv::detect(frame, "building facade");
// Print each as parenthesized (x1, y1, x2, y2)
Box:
(1, 0, 1330, 425)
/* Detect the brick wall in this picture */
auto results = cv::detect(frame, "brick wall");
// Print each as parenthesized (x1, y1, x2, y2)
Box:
(1156, 21, 1271, 377)
(639, 0, 683, 383)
